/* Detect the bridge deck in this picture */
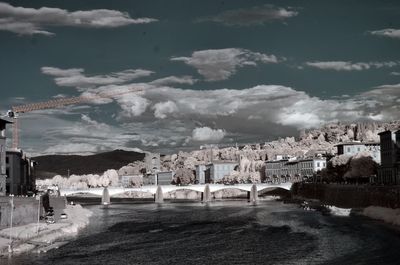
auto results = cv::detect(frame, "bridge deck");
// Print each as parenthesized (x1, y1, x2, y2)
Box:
(60, 183, 292, 197)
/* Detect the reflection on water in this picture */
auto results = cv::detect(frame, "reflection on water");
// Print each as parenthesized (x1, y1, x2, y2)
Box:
(4, 200, 400, 265)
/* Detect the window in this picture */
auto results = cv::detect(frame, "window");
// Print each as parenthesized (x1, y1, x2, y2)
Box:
(357, 147, 360, 152)
(317, 162, 320, 167)
(347, 147, 351, 153)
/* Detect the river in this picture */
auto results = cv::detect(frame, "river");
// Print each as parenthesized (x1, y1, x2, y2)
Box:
(3, 200, 400, 265)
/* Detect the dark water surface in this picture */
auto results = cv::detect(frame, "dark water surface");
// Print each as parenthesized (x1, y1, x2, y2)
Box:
(3, 200, 400, 265)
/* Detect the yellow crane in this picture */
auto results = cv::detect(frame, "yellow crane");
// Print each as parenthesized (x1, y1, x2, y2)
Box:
(7, 87, 144, 149)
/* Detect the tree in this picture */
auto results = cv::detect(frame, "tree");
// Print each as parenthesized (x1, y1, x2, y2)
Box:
(344, 156, 378, 183)
(172, 168, 195, 185)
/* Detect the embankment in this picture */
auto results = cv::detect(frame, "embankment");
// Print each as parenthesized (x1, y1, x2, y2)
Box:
(291, 182, 400, 208)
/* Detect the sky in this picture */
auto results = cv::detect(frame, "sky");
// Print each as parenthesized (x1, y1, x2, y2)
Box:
(0, 0, 400, 156)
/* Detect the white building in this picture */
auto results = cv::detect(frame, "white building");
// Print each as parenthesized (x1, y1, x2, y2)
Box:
(265, 156, 327, 180)
(204, 161, 238, 183)
(336, 142, 381, 164)
(145, 152, 160, 174)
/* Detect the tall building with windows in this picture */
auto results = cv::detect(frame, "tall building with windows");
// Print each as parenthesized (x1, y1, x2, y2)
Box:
(145, 152, 160, 174)
(377, 130, 400, 184)
(0, 118, 11, 196)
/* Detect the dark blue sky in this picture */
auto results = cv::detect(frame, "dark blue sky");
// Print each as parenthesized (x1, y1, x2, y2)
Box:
(0, 0, 399, 155)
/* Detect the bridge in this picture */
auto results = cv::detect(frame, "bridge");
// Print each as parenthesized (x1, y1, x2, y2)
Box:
(60, 183, 292, 204)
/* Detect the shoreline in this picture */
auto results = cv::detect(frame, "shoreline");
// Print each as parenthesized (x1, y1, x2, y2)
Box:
(0, 204, 92, 256)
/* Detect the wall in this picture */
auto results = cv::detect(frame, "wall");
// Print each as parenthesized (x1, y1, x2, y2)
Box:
(292, 182, 400, 208)
(0, 197, 39, 228)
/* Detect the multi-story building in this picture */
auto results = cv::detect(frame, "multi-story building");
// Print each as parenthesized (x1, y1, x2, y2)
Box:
(6, 150, 36, 195)
(145, 152, 160, 174)
(157, 171, 174, 185)
(195, 164, 207, 184)
(336, 142, 381, 163)
(377, 130, 400, 184)
(265, 157, 327, 180)
(204, 161, 238, 183)
(0, 118, 11, 196)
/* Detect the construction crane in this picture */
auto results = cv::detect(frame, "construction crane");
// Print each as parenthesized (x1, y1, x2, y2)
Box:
(7, 87, 144, 150)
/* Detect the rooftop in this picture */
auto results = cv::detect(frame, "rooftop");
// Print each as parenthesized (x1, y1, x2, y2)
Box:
(335, 141, 380, 146)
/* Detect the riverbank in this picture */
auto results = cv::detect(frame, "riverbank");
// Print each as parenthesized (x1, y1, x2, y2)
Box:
(0, 204, 92, 255)
(291, 182, 400, 208)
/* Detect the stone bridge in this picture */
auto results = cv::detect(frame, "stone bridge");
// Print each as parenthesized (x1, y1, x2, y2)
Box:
(60, 183, 292, 204)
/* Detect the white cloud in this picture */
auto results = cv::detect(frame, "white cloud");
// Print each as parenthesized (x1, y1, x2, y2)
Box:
(153, 101, 178, 119)
(369, 28, 400, 39)
(192, 127, 226, 142)
(117, 94, 149, 117)
(0, 2, 158, 35)
(305, 61, 399, 71)
(171, 48, 280, 81)
(390, 72, 400, 76)
(149, 76, 197, 86)
(198, 5, 298, 26)
(42, 67, 154, 90)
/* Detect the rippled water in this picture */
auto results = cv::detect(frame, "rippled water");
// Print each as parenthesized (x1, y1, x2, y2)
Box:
(4, 200, 400, 265)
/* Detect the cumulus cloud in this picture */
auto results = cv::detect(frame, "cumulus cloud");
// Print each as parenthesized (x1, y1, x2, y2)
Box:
(0, 2, 158, 35)
(369, 28, 400, 39)
(171, 48, 280, 81)
(153, 101, 178, 119)
(192, 127, 226, 142)
(305, 61, 399, 71)
(117, 94, 150, 117)
(198, 5, 298, 26)
(41, 67, 154, 90)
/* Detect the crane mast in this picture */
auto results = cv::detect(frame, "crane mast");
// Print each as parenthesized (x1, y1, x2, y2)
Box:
(9, 87, 144, 149)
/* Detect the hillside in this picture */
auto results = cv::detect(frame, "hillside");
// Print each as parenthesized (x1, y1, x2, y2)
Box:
(34, 149, 145, 179)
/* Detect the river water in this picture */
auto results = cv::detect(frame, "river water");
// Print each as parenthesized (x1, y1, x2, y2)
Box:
(4, 200, 400, 265)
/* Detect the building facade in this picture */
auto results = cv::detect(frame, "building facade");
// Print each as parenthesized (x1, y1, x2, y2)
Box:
(157, 171, 174, 185)
(145, 152, 160, 174)
(204, 161, 238, 183)
(195, 164, 206, 184)
(265, 157, 327, 180)
(377, 130, 400, 184)
(0, 118, 11, 196)
(6, 150, 36, 195)
(336, 142, 381, 164)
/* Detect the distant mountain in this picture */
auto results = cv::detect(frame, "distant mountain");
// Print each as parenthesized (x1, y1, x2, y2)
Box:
(33, 149, 145, 179)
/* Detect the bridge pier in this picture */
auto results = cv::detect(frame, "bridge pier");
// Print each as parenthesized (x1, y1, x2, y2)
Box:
(102, 187, 110, 205)
(248, 184, 258, 203)
(202, 184, 211, 203)
(154, 185, 164, 203)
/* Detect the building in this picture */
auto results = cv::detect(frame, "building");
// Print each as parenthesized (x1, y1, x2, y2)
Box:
(195, 164, 207, 184)
(265, 156, 327, 181)
(157, 171, 174, 185)
(336, 142, 381, 164)
(204, 161, 238, 183)
(6, 150, 36, 195)
(145, 152, 160, 174)
(377, 130, 400, 184)
(0, 118, 11, 196)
